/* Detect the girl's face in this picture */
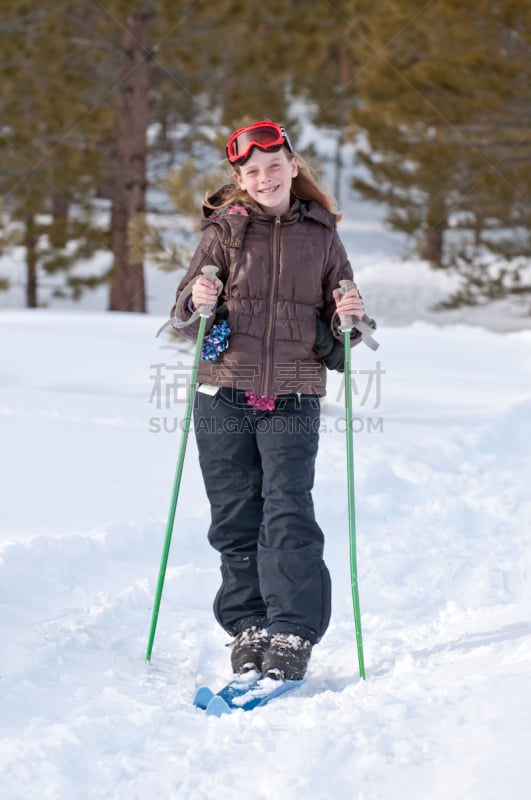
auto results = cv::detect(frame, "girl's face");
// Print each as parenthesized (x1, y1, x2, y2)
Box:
(233, 148, 298, 216)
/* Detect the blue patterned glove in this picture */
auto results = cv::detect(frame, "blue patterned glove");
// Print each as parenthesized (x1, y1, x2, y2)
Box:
(201, 321, 231, 361)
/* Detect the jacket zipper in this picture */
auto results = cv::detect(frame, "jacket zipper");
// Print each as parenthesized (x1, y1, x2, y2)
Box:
(262, 215, 281, 395)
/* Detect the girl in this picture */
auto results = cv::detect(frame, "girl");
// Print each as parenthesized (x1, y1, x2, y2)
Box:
(170, 120, 366, 681)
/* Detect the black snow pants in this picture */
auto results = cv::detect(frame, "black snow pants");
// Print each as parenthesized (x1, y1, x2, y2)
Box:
(193, 387, 331, 644)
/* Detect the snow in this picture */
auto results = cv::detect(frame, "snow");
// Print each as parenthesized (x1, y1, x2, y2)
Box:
(1, 303, 530, 799)
(1, 170, 531, 798)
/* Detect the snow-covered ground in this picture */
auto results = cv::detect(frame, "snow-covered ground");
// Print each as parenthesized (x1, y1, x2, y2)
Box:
(1, 301, 530, 799)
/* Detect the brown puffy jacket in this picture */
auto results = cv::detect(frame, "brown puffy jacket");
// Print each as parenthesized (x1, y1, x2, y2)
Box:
(171, 192, 359, 397)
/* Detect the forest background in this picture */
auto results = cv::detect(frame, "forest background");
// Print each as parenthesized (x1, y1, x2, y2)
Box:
(0, 0, 530, 315)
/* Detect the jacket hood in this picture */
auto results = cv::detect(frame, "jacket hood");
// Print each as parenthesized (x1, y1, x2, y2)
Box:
(200, 185, 337, 232)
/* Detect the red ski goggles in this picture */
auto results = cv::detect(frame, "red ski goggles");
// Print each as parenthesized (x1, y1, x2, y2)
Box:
(225, 121, 294, 164)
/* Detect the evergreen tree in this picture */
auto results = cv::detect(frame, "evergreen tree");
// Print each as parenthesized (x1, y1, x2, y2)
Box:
(7, 1, 527, 311)
(126, 1, 321, 281)
(348, 0, 531, 303)
(0, 1, 220, 310)
(0, 2, 111, 307)
(284, 0, 364, 204)
(80, 0, 291, 310)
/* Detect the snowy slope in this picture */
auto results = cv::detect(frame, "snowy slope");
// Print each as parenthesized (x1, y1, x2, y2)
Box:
(1, 309, 530, 800)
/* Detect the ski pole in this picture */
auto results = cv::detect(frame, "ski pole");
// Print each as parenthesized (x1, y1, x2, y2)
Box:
(337, 279, 366, 680)
(146, 265, 219, 662)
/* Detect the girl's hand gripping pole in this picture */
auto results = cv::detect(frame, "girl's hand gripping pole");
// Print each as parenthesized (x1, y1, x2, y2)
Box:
(337, 279, 379, 351)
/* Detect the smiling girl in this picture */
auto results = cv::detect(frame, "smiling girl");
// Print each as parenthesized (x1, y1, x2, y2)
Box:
(170, 120, 368, 682)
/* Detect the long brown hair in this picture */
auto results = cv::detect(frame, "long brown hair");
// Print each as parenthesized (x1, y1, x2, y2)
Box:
(205, 150, 343, 222)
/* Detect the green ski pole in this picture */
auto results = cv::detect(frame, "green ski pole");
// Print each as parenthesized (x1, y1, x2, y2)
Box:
(146, 265, 219, 662)
(337, 279, 366, 680)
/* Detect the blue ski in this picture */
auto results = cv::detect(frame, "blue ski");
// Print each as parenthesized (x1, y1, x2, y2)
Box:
(202, 677, 303, 716)
(193, 671, 261, 710)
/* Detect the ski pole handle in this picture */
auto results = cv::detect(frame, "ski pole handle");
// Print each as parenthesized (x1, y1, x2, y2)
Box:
(155, 265, 221, 336)
(197, 265, 220, 318)
(337, 279, 357, 333)
(336, 279, 380, 350)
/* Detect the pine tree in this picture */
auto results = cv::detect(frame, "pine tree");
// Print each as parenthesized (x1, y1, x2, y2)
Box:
(0, 2, 111, 307)
(84, 0, 286, 310)
(124, 1, 318, 282)
(0, 1, 225, 310)
(348, 0, 531, 303)
(282, 0, 364, 204)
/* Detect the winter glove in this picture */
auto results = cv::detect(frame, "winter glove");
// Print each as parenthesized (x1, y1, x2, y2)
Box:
(313, 317, 345, 372)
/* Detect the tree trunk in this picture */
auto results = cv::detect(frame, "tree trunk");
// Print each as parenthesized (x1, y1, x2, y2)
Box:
(333, 48, 353, 208)
(420, 227, 444, 265)
(109, 8, 153, 312)
(420, 197, 446, 266)
(50, 190, 69, 249)
(25, 214, 38, 308)
(333, 131, 343, 207)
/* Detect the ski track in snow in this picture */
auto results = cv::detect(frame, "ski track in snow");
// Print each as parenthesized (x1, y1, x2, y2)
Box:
(1, 312, 531, 799)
